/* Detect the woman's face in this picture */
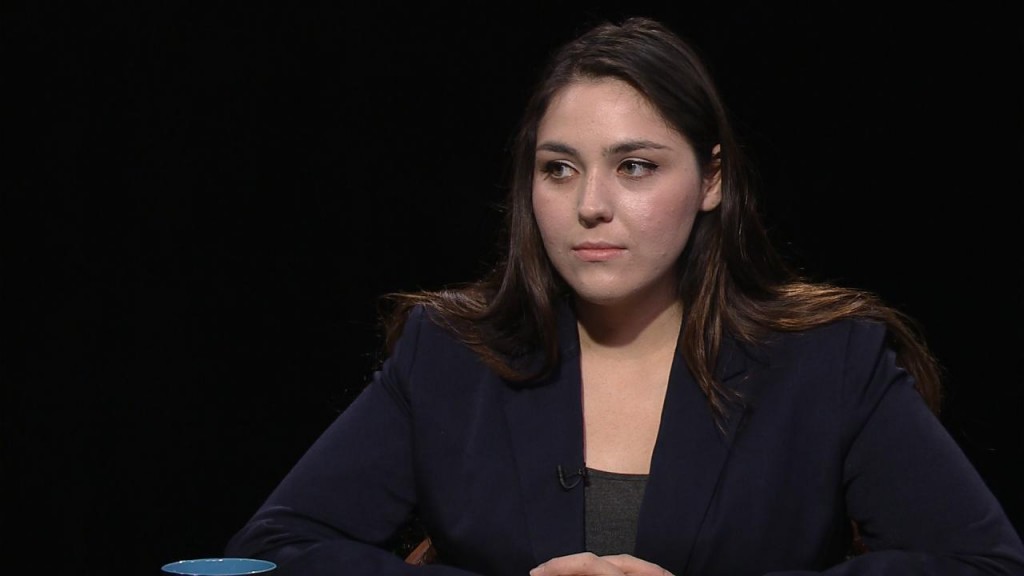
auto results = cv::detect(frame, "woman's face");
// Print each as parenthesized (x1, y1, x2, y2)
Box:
(532, 77, 720, 310)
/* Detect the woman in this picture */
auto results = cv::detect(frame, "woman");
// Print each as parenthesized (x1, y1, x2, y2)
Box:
(225, 16, 1024, 575)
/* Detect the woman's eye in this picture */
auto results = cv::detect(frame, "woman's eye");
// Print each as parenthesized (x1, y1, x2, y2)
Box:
(619, 160, 657, 177)
(541, 161, 575, 180)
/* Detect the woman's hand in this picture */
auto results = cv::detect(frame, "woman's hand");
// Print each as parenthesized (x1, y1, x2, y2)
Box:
(530, 552, 673, 576)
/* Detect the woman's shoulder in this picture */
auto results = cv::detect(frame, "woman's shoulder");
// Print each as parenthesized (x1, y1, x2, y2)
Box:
(749, 316, 892, 370)
(388, 303, 487, 369)
(392, 303, 464, 348)
(774, 315, 886, 346)
(730, 318, 914, 422)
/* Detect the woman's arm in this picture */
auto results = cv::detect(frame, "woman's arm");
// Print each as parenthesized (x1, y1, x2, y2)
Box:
(224, 306, 482, 576)
(771, 321, 1024, 575)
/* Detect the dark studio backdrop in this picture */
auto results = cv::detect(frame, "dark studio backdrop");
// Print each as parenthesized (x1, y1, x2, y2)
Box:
(5, 1, 1022, 573)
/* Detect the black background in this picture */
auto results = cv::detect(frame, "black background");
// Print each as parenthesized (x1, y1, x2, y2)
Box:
(5, 1, 1023, 573)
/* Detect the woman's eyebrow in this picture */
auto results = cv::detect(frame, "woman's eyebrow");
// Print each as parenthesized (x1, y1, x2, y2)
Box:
(535, 139, 671, 157)
(605, 139, 670, 155)
(536, 141, 578, 156)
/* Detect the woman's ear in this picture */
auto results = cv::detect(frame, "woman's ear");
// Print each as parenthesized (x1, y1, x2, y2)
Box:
(700, 144, 722, 212)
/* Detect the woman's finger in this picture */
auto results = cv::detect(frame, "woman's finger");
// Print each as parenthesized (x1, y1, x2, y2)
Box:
(600, 554, 674, 576)
(530, 552, 626, 576)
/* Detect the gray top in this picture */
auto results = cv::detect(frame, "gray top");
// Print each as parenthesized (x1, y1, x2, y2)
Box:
(584, 467, 649, 555)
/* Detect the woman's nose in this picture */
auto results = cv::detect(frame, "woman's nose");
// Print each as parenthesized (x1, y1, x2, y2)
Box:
(577, 173, 613, 227)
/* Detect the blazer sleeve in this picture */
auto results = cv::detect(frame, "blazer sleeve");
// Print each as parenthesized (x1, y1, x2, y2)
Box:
(223, 305, 482, 576)
(768, 321, 1024, 575)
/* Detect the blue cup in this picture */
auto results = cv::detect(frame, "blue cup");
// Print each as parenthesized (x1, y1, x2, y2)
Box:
(161, 558, 276, 575)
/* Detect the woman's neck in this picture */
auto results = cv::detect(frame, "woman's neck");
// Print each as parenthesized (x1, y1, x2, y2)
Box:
(574, 295, 683, 359)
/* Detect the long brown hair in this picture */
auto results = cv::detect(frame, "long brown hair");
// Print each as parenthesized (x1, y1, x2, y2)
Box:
(379, 16, 943, 420)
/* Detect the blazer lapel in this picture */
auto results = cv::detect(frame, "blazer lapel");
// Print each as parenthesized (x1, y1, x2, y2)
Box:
(502, 302, 586, 563)
(634, 335, 754, 576)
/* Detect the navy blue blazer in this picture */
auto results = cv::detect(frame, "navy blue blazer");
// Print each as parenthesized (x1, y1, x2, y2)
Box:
(226, 303, 1024, 575)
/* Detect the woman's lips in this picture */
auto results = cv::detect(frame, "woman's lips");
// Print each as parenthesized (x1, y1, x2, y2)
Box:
(572, 243, 626, 262)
